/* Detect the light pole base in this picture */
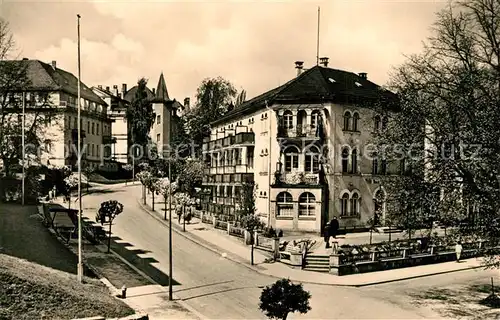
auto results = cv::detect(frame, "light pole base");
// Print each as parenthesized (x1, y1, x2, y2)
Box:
(77, 263, 84, 283)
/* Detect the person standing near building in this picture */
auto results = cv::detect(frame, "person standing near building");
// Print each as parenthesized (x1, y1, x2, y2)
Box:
(329, 216, 339, 240)
(455, 240, 463, 262)
(324, 221, 331, 248)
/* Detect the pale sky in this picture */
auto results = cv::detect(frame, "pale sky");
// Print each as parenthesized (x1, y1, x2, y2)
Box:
(1, 0, 447, 103)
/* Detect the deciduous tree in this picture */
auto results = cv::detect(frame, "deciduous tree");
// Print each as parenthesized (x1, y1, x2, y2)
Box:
(374, 0, 500, 251)
(96, 200, 124, 253)
(183, 77, 237, 156)
(126, 78, 154, 153)
(259, 278, 311, 320)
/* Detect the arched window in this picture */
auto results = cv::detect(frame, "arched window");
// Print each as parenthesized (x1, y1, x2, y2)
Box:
(372, 154, 378, 174)
(381, 158, 387, 175)
(352, 112, 360, 131)
(351, 149, 358, 173)
(374, 115, 381, 132)
(283, 110, 293, 129)
(276, 192, 293, 216)
(299, 192, 316, 216)
(351, 193, 360, 215)
(382, 116, 388, 131)
(311, 110, 320, 128)
(343, 111, 351, 131)
(341, 148, 349, 173)
(340, 193, 349, 216)
(305, 146, 320, 173)
(400, 158, 407, 175)
(284, 145, 299, 172)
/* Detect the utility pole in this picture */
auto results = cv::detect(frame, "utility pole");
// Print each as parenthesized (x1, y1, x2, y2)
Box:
(76, 13, 83, 283)
(21, 91, 25, 206)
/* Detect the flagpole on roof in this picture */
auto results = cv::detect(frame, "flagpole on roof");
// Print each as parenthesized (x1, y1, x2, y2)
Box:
(316, 6, 321, 66)
(76, 13, 83, 284)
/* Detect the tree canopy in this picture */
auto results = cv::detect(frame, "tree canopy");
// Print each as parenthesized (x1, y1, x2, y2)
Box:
(375, 0, 500, 246)
(259, 278, 311, 320)
(183, 77, 237, 155)
(126, 78, 154, 151)
(0, 19, 57, 177)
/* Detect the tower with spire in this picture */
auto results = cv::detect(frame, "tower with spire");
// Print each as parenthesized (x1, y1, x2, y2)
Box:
(149, 72, 184, 157)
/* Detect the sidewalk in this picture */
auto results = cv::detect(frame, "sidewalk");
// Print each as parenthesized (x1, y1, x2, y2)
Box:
(138, 194, 487, 287)
(48, 198, 200, 319)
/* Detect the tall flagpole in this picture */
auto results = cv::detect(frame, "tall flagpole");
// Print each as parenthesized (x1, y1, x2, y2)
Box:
(21, 91, 25, 206)
(77, 13, 83, 283)
(168, 108, 173, 300)
(316, 6, 320, 66)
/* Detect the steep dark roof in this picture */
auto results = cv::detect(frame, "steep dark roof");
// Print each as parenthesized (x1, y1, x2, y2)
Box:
(123, 85, 155, 102)
(212, 65, 398, 126)
(154, 73, 170, 102)
(1, 59, 106, 105)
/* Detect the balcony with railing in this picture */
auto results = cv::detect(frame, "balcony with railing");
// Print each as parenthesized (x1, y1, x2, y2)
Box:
(273, 171, 320, 186)
(234, 132, 254, 145)
(277, 124, 321, 139)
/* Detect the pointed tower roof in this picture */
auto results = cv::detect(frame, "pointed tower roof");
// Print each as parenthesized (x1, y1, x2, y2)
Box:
(155, 72, 170, 101)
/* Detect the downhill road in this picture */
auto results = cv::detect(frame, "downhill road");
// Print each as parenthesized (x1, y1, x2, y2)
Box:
(83, 185, 445, 319)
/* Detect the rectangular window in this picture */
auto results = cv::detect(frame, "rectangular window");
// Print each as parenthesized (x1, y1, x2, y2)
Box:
(87, 121, 90, 132)
(156, 134, 161, 143)
(157, 115, 161, 125)
(285, 155, 299, 171)
(91, 122, 95, 135)
(96, 123, 100, 135)
(247, 148, 254, 168)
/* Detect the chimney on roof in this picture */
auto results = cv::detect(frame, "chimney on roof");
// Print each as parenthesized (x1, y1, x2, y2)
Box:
(319, 57, 329, 67)
(295, 61, 304, 77)
(51, 60, 57, 70)
(106, 86, 110, 92)
(98, 85, 102, 89)
(152, 88, 156, 95)
(184, 97, 190, 110)
(113, 85, 119, 97)
(359, 72, 367, 79)
(122, 83, 127, 96)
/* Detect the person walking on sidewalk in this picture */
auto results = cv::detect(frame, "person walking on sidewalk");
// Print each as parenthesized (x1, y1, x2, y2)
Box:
(455, 240, 463, 262)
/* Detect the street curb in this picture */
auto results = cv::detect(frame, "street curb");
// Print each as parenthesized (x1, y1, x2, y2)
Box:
(106, 247, 208, 320)
(137, 198, 488, 288)
(136, 198, 277, 277)
(351, 264, 486, 287)
(44, 205, 200, 320)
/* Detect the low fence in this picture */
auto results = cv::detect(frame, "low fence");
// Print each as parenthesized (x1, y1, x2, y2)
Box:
(215, 220, 228, 231)
(329, 240, 495, 275)
(229, 225, 245, 238)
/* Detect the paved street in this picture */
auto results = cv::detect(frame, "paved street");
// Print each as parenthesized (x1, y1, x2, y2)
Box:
(80, 184, 496, 319)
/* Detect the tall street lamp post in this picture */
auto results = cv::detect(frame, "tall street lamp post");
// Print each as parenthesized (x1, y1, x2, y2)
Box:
(76, 13, 83, 283)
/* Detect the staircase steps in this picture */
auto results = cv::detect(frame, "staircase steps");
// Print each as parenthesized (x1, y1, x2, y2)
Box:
(303, 254, 329, 273)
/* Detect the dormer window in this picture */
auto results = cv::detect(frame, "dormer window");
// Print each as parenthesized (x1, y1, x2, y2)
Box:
(355, 82, 362, 87)
(328, 78, 336, 83)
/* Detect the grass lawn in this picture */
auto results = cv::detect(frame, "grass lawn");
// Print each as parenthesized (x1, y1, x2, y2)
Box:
(0, 203, 86, 275)
(0, 253, 134, 320)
